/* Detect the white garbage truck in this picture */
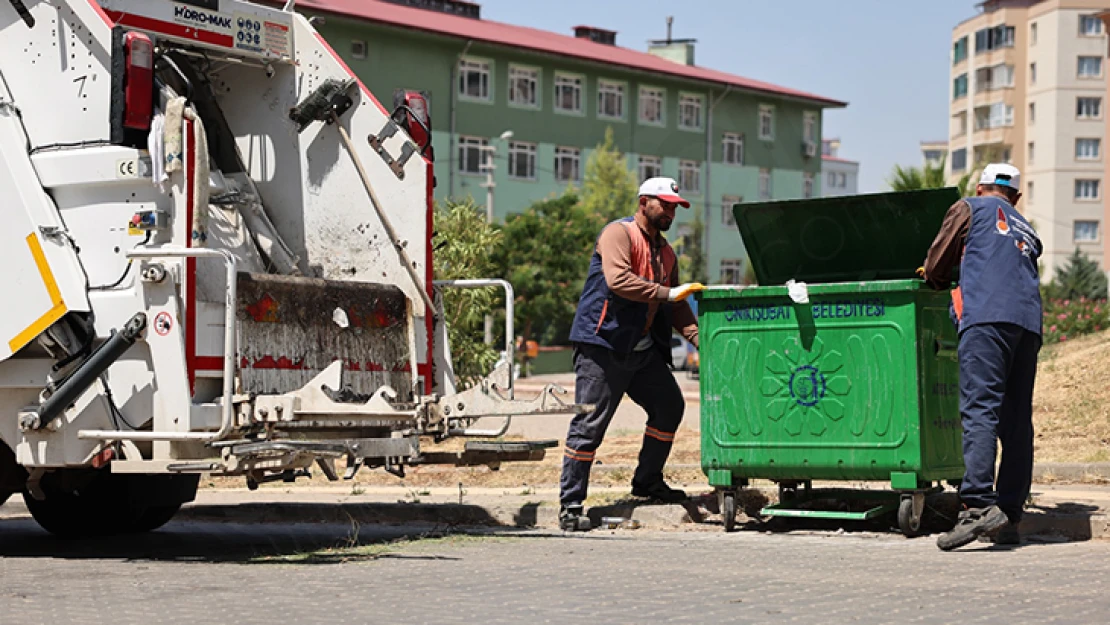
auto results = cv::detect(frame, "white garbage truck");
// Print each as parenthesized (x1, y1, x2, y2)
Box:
(0, 0, 581, 536)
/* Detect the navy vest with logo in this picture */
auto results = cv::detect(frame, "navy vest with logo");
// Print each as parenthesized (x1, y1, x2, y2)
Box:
(958, 195, 1043, 336)
(569, 217, 674, 356)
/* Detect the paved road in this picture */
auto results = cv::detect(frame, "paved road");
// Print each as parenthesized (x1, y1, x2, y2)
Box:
(1, 516, 1107, 624)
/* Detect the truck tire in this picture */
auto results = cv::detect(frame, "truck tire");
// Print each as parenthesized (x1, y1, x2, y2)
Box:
(128, 504, 183, 533)
(24, 470, 196, 537)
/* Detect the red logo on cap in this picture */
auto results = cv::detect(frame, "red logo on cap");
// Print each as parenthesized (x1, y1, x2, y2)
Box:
(671, 181, 679, 193)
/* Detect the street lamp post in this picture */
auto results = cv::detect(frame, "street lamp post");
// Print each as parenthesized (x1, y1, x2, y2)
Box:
(478, 130, 513, 344)
(479, 130, 513, 223)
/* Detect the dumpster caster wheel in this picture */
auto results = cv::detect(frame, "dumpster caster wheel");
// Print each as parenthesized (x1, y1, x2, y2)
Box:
(719, 491, 737, 533)
(898, 495, 925, 538)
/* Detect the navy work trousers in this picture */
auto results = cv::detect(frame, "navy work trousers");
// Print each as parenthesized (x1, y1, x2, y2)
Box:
(560, 343, 685, 505)
(958, 322, 1041, 522)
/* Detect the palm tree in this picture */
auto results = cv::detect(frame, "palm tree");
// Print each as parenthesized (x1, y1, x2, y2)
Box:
(887, 155, 977, 196)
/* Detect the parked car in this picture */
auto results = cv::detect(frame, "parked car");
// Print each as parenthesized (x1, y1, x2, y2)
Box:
(685, 344, 699, 379)
(670, 335, 693, 370)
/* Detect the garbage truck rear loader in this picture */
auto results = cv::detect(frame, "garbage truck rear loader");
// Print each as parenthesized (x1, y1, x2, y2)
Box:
(0, 0, 583, 536)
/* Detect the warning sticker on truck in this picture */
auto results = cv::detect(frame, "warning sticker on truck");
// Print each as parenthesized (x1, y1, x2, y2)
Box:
(263, 20, 290, 58)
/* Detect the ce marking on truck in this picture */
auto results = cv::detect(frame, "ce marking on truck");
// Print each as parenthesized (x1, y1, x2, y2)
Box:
(115, 157, 152, 179)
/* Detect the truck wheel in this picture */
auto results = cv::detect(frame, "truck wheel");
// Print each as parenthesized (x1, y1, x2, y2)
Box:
(128, 504, 183, 533)
(22, 485, 123, 537)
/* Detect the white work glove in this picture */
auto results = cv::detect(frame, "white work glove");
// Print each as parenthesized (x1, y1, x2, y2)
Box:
(668, 283, 706, 302)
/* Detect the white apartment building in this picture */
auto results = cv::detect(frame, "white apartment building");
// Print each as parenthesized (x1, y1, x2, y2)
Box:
(949, 0, 1108, 276)
(821, 138, 860, 197)
(921, 140, 949, 168)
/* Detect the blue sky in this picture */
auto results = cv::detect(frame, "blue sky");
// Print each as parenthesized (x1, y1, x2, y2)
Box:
(477, 0, 980, 193)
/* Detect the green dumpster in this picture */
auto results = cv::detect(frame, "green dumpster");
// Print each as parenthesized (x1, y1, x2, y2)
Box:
(699, 188, 965, 535)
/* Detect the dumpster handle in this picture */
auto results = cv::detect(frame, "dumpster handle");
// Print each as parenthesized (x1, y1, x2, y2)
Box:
(934, 338, 958, 360)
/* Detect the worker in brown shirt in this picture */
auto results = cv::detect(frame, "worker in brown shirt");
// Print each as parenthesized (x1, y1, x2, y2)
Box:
(560, 177, 704, 530)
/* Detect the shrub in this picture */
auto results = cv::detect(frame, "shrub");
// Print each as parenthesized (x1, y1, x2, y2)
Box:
(1041, 296, 1108, 344)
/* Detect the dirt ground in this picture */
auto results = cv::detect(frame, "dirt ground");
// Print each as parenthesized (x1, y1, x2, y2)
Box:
(1032, 329, 1110, 463)
(206, 329, 1110, 493)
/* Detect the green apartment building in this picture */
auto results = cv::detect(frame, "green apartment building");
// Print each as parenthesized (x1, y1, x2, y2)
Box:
(292, 0, 846, 281)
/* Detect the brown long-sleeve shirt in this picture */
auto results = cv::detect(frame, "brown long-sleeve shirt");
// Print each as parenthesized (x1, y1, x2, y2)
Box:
(596, 220, 699, 348)
(922, 199, 971, 289)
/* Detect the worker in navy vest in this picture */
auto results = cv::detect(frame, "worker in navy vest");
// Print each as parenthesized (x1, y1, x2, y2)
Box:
(559, 177, 704, 531)
(921, 163, 1043, 551)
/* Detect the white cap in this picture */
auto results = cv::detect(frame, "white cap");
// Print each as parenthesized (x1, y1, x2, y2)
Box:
(978, 163, 1021, 191)
(638, 177, 691, 208)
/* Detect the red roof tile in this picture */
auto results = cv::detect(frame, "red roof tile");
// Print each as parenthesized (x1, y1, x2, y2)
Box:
(822, 155, 859, 164)
(291, 0, 846, 107)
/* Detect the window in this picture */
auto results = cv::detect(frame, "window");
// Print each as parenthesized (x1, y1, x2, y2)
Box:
(974, 103, 1013, 130)
(507, 141, 536, 180)
(678, 93, 703, 130)
(975, 64, 1014, 92)
(1030, 22, 1037, 45)
(1030, 62, 1036, 84)
(1078, 56, 1102, 78)
(722, 133, 744, 165)
(1078, 97, 1102, 119)
(508, 65, 539, 108)
(1029, 102, 1036, 124)
(598, 80, 625, 119)
(1027, 180, 1034, 202)
(803, 112, 817, 144)
(1075, 220, 1100, 242)
(951, 148, 967, 172)
(719, 259, 742, 284)
(758, 105, 775, 140)
(953, 112, 968, 137)
(953, 74, 968, 100)
(457, 136, 487, 174)
(1075, 179, 1101, 200)
(827, 172, 837, 187)
(974, 24, 1014, 53)
(1077, 138, 1101, 160)
(1080, 15, 1104, 36)
(458, 58, 491, 101)
(1028, 141, 1035, 164)
(678, 160, 701, 194)
(638, 155, 661, 181)
(554, 146, 580, 183)
(953, 36, 968, 64)
(639, 87, 665, 125)
(721, 195, 740, 226)
(803, 173, 815, 199)
(351, 40, 367, 59)
(554, 73, 583, 114)
(837, 172, 847, 187)
(758, 168, 771, 199)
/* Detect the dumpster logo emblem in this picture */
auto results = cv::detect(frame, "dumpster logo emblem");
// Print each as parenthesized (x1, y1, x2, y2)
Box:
(788, 365, 826, 407)
(761, 337, 852, 437)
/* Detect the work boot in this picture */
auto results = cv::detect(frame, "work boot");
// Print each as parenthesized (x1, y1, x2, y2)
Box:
(936, 505, 1009, 551)
(559, 503, 591, 532)
(630, 480, 687, 503)
(979, 522, 1021, 545)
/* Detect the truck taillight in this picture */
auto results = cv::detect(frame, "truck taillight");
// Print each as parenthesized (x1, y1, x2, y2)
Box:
(392, 89, 433, 161)
(123, 32, 154, 132)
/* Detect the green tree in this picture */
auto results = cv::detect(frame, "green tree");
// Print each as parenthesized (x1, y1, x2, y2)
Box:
(1045, 247, 1109, 301)
(886, 155, 976, 195)
(494, 191, 603, 346)
(581, 126, 639, 222)
(432, 198, 502, 387)
(674, 211, 709, 284)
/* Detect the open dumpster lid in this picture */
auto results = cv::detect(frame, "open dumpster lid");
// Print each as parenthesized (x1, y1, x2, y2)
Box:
(732, 187, 962, 285)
